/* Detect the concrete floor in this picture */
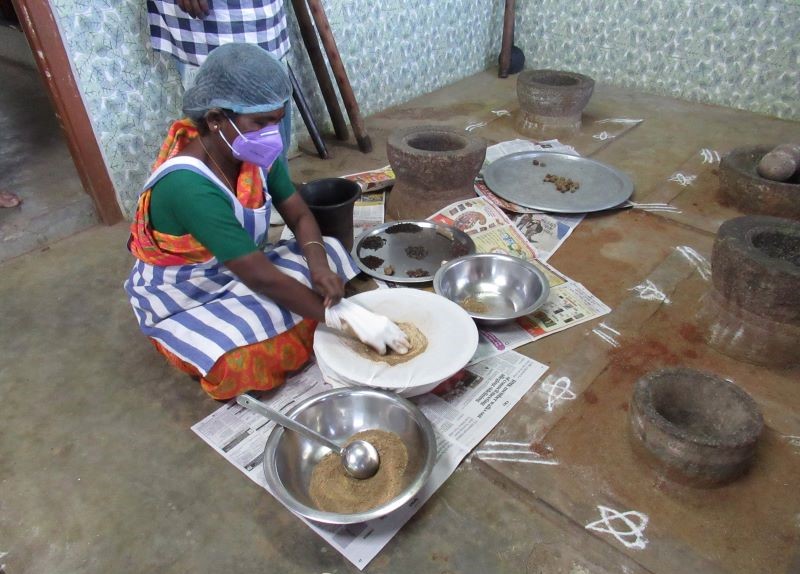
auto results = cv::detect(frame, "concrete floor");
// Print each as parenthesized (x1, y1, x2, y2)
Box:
(0, 26, 97, 263)
(1, 70, 798, 573)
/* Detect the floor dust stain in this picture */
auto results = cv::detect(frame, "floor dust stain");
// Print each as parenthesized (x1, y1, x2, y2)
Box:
(608, 338, 682, 380)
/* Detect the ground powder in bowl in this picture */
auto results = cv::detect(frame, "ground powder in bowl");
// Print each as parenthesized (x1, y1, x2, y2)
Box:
(308, 429, 409, 514)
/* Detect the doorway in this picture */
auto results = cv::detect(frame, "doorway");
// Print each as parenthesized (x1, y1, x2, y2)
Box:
(0, 1, 121, 263)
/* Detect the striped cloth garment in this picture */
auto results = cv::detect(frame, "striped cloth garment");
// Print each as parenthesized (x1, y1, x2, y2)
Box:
(124, 157, 359, 374)
(147, 0, 291, 66)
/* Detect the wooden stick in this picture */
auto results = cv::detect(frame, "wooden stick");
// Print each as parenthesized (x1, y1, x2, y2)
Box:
(288, 64, 328, 159)
(290, 0, 348, 141)
(305, 0, 372, 154)
(499, 0, 515, 78)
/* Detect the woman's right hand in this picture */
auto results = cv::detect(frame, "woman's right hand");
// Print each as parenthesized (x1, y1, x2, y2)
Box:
(324, 300, 410, 355)
(311, 267, 345, 308)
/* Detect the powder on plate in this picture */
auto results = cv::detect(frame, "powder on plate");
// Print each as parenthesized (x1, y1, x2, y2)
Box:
(347, 322, 428, 366)
(360, 254, 384, 269)
(309, 429, 409, 514)
(360, 235, 386, 251)
(406, 268, 431, 278)
(450, 242, 470, 258)
(543, 173, 580, 193)
(405, 245, 428, 260)
(385, 223, 422, 234)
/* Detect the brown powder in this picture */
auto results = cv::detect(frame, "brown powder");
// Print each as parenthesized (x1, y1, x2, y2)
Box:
(460, 296, 489, 314)
(406, 268, 431, 278)
(385, 223, 422, 234)
(308, 429, 409, 514)
(543, 173, 580, 193)
(405, 245, 428, 260)
(360, 254, 384, 269)
(450, 242, 470, 258)
(361, 235, 386, 250)
(347, 322, 428, 366)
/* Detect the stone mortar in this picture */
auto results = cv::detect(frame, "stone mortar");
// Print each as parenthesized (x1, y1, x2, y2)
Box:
(385, 126, 486, 220)
(630, 367, 763, 487)
(704, 215, 800, 366)
(516, 69, 595, 136)
(712, 215, 800, 323)
(718, 145, 800, 219)
(696, 288, 800, 367)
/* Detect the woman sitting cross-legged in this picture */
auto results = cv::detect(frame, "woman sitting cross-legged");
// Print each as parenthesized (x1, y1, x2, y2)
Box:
(124, 43, 407, 400)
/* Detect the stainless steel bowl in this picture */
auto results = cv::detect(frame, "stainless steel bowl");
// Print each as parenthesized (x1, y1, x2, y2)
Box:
(263, 388, 436, 524)
(433, 253, 551, 326)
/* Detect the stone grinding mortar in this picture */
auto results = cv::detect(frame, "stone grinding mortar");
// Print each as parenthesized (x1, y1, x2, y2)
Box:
(700, 215, 800, 367)
(516, 69, 595, 136)
(718, 145, 800, 220)
(385, 126, 486, 220)
(630, 367, 763, 487)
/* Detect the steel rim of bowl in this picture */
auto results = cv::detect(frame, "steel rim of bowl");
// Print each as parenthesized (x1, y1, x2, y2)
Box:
(262, 388, 437, 524)
(432, 253, 551, 322)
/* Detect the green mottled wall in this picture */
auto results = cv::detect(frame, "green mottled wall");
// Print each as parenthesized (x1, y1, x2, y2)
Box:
(515, 0, 798, 121)
(47, 1, 503, 216)
(46, 0, 796, 216)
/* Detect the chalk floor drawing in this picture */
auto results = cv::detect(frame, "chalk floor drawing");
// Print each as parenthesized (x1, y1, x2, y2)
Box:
(595, 118, 643, 125)
(465, 109, 510, 132)
(783, 435, 800, 449)
(585, 505, 649, 550)
(676, 245, 712, 281)
(475, 440, 560, 465)
(591, 322, 621, 347)
(668, 172, 697, 186)
(541, 376, 577, 412)
(630, 279, 671, 304)
(700, 148, 721, 164)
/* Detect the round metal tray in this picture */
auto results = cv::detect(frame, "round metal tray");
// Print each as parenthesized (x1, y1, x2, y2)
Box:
(352, 220, 476, 283)
(483, 151, 634, 213)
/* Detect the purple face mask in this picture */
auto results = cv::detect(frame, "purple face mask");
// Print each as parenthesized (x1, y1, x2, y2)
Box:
(219, 121, 283, 168)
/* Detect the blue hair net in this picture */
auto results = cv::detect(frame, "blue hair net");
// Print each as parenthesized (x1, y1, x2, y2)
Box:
(182, 43, 291, 119)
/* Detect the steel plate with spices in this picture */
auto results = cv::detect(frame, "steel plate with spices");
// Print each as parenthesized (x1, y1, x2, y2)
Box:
(482, 151, 634, 213)
(352, 220, 476, 283)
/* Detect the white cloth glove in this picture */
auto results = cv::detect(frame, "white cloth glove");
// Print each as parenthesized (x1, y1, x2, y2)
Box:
(324, 299, 410, 355)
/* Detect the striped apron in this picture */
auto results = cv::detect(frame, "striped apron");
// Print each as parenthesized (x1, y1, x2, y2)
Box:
(124, 156, 359, 376)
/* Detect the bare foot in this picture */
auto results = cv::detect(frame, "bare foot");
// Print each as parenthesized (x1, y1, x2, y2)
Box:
(0, 191, 22, 208)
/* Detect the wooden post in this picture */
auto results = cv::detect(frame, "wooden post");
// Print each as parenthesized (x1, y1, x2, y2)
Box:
(290, 0, 349, 141)
(11, 0, 123, 223)
(288, 65, 329, 159)
(499, 0, 515, 78)
(305, 0, 372, 154)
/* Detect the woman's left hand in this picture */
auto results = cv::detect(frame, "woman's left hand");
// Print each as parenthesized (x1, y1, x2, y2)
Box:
(311, 268, 345, 308)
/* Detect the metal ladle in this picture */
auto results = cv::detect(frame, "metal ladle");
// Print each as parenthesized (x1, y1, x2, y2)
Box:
(237, 394, 380, 479)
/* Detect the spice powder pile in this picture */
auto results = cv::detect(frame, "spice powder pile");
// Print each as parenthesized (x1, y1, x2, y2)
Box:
(347, 322, 428, 366)
(309, 429, 409, 514)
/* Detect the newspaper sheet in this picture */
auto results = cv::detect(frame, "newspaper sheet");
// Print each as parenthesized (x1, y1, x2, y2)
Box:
(469, 281, 610, 365)
(342, 165, 395, 193)
(192, 352, 548, 570)
(352, 191, 386, 239)
(475, 139, 585, 261)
